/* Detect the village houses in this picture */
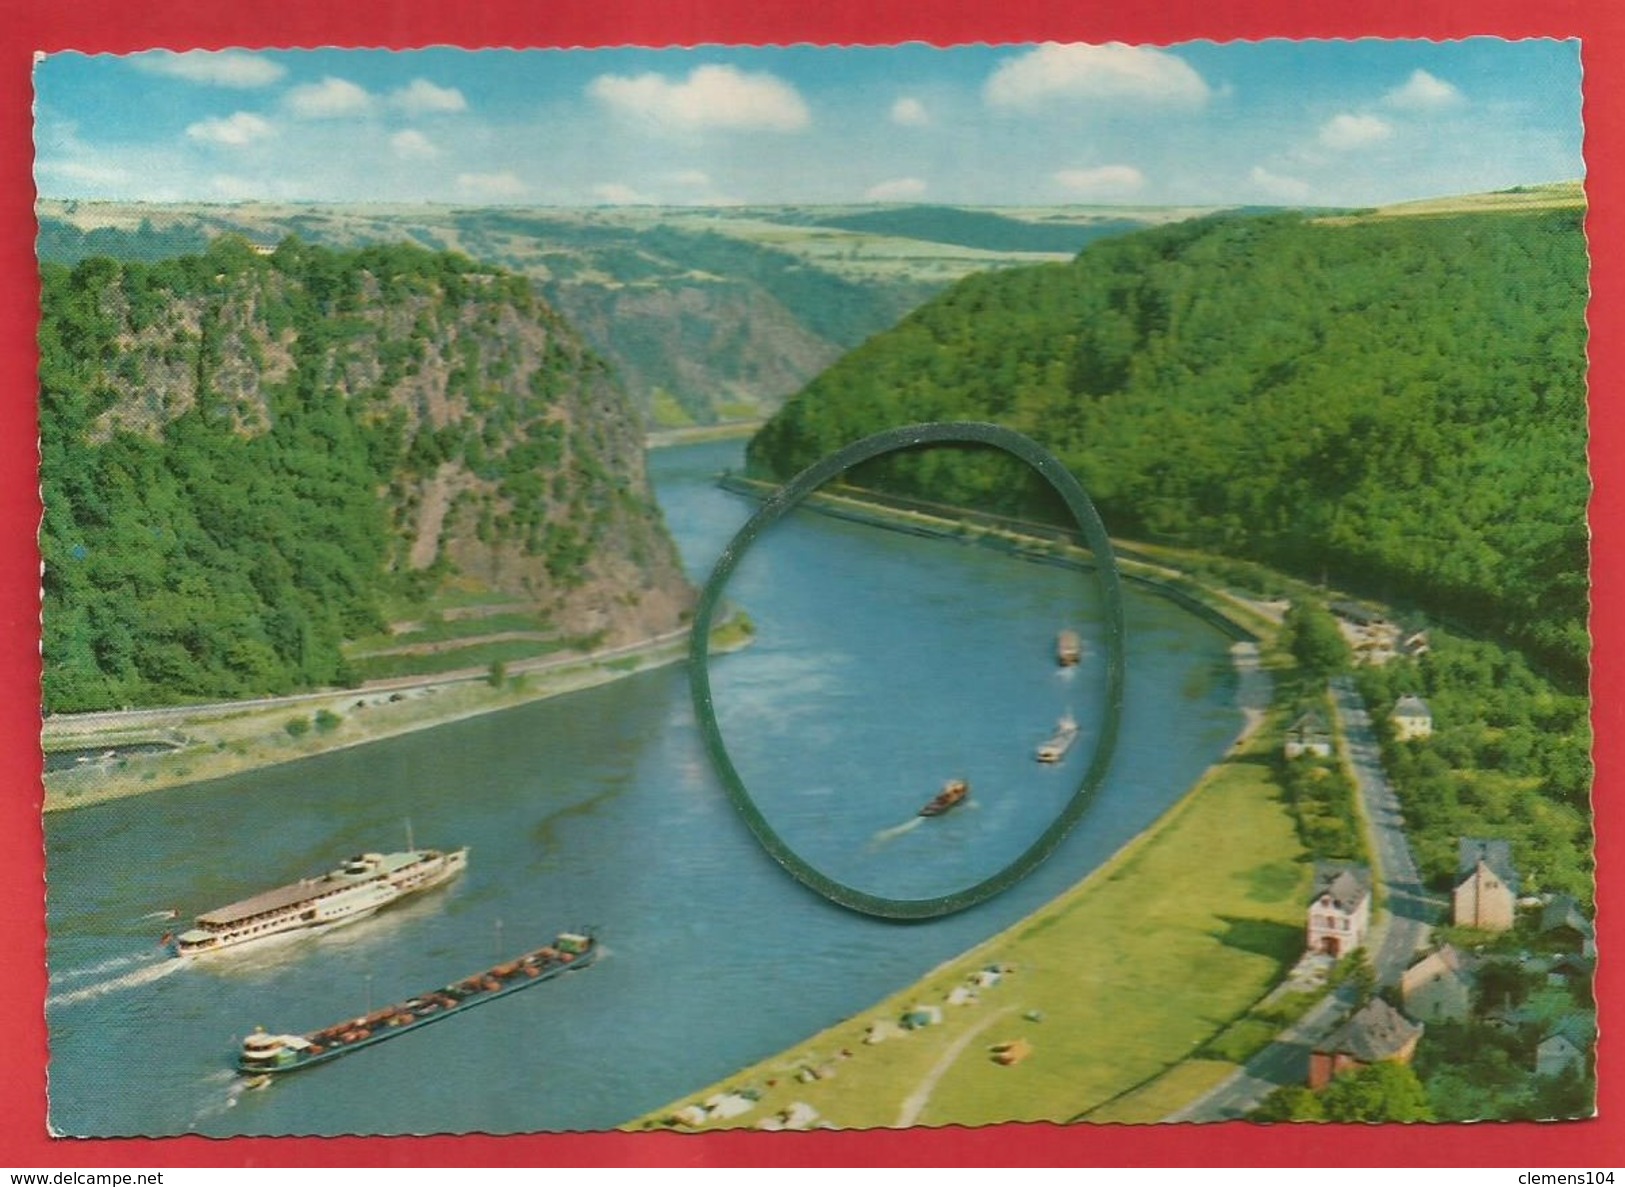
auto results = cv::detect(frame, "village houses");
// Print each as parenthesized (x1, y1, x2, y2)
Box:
(1390, 693, 1434, 741)
(1306, 863, 1371, 959)
(1308, 997, 1425, 1091)
(1539, 895, 1597, 959)
(1536, 1016, 1595, 1079)
(1454, 838, 1518, 932)
(1283, 709, 1334, 759)
(1400, 944, 1477, 1024)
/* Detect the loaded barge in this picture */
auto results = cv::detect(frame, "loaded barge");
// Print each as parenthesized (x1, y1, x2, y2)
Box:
(237, 932, 598, 1075)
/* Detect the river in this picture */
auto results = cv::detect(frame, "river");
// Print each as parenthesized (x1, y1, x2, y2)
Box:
(42, 437, 1241, 1136)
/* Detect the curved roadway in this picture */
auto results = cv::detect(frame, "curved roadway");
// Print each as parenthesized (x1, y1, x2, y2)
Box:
(1166, 675, 1440, 1122)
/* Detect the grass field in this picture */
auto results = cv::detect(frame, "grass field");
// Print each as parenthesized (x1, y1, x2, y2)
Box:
(634, 744, 1312, 1132)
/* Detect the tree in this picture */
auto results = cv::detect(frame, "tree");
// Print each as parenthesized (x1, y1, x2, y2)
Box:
(1526, 1069, 1594, 1121)
(1475, 959, 1536, 1014)
(1284, 599, 1352, 677)
(1330, 949, 1377, 1005)
(1253, 1085, 1326, 1122)
(1320, 1061, 1434, 1122)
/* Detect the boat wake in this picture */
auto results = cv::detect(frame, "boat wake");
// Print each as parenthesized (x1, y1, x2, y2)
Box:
(869, 818, 926, 846)
(50, 950, 156, 984)
(47, 956, 185, 1009)
(192, 1070, 258, 1126)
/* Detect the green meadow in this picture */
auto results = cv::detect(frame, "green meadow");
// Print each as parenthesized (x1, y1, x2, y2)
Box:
(636, 742, 1311, 1130)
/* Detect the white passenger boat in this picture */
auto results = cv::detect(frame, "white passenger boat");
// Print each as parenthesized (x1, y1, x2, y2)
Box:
(173, 846, 468, 957)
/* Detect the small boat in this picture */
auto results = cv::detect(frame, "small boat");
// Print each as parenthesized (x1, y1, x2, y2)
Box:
(920, 779, 969, 817)
(1036, 713, 1080, 763)
(1056, 630, 1082, 667)
(235, 931, 598, 1076)
(174, 845, 469, 958)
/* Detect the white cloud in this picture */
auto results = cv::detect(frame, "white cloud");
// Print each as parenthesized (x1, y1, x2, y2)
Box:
(865, 177, 928, 201)
(131, 50, 285, 88)
(891, 97, 929, 126)
(185, 112, 275, 147)
(593, 182, 655, 205)
(457, 171, 527, 200)
(390, 129, 438, 159)
(286, 77, 374, 119)
(669, 169, 711, 187)
(1385, 69, 1464, 111)
(391, 79, 468, 115)
(588, 64, 810, 132)
(1249, 165, 1312, 202)
(985, 43, 1211, 112)
(1053, 164, 1145, 197)
(1319, 112, 1394, 150)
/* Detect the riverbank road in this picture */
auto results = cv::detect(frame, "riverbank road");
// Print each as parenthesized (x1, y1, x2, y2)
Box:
(1163, 982, 1363, 1122)
(1329, 675, 1441, 984)
(1167, 676, 1440, 1121)
(43, 625, 695, 741)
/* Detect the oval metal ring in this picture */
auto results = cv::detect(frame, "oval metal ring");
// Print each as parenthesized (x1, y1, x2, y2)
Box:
(689, 421, 1126, 920)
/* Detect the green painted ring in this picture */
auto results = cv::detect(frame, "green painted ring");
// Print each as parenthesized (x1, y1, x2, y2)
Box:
(689, 422, 1126, 919)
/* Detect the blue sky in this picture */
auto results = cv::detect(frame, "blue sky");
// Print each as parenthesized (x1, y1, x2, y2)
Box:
(33, 40, 1583, 207)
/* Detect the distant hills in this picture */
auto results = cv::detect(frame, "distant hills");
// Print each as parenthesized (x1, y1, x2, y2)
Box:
(796, 205, 1163, 254)
(37, 199, 1190, 427)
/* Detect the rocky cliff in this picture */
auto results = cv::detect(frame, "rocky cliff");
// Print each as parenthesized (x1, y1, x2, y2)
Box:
(40, 236, 691, 711)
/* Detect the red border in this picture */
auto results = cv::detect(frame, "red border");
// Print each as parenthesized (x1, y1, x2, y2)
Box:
(7, 0, 1623, 1168)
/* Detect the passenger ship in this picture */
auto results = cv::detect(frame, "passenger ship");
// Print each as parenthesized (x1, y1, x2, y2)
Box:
(174, 846, 469, 957)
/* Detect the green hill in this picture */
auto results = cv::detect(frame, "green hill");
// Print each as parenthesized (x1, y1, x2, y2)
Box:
(40, 236, 690, 713)
(748, 207, 1589, 682)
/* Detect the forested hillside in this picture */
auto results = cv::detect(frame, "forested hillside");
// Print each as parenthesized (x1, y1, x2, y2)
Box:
(748, 208, 1589, 681)
(41, 236, 690, 713)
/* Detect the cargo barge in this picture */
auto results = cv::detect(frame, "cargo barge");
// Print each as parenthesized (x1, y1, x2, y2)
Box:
(1036, 713, 1080, 763)
(236, 931, 597, 1075)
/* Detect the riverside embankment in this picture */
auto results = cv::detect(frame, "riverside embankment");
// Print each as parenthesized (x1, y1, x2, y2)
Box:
(42, 615, 751, 812)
